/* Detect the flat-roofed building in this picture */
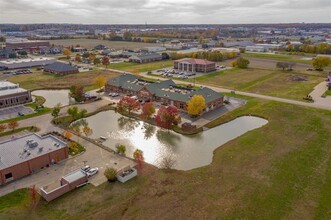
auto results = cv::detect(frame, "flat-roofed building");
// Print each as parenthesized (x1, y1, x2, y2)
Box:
(44, 62, 79, 76)
(129, 53, 162, 63)
(40, 170, 88, 202)
(0, 133, 68, 185)
(174, 58, 216, 73)
(0, 57, 56, 70)
(6, 38, 50, 52)
(0, 81, 32, 108)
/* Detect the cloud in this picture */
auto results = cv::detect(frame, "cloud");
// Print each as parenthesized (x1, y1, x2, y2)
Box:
(0, 0, 330, 23)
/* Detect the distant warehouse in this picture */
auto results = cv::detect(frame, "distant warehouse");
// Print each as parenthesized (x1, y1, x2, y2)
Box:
(0, 81, 32, 108)
(0, 133, 68, 185)
(44, 62, 79, 76)
(129, 53, 162, 63)
(0, 57, 56, 70)
(6, 38, 50, 52)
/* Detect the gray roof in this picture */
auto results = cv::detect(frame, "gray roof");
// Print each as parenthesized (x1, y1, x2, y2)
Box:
(0, 133, 67, 170)
(129, 53, 162, 61)
(107, 74, 143, 92)
(108, 74, 223, 103)
(63, 170, 87, 183)
(44, 62, 78, 73)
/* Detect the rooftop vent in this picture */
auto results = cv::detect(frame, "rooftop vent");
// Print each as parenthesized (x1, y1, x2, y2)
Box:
(39, 147, 43, 152)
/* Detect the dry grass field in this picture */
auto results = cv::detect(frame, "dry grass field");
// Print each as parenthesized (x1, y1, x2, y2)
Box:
(5, 69, 120, 91)
(1, 97, 331, 219)
(49, 39, 159, 50)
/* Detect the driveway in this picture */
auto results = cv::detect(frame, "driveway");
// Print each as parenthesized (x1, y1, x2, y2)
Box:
(309, 81, 331, 106)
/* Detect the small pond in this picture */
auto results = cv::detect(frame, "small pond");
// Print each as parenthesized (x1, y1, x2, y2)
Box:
(81, 111, 268, 170)
(32, 89, 71, 107)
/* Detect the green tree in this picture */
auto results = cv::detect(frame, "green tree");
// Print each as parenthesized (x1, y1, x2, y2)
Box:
(51, 103, 61, 118)
(104, 167, 118, 182)
(116, 144, 126, 155)
(312, 57, 331, 71)
(233, 57, 250, 69)
(93, 57, 101, 66)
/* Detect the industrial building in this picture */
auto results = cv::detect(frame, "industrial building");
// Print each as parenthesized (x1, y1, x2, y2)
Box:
(44, 62, 79, 75)
(129, 53, 163, 63)
(0, 133, 68, 185)
(5, 38, 50, 52)
(0, 57, 56, 70)
(0, 81, 32, 108)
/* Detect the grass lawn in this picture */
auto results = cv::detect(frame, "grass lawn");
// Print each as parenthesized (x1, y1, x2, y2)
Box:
(1, 97, 331, 219)
(107, 60, 173, 73)
(5, 69, 120, 91)
(195, 67, 324, 101)
(0, 126, 39, 137)
(49, 39, 159, 50)
(325, 90, 331, 96)
(243, 52, 312, 64)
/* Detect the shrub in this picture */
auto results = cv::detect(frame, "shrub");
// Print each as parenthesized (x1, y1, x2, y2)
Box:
(104, 167, 118, 182)
(116, 144, 126, 155)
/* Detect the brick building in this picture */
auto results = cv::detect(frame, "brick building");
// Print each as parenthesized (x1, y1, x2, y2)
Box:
(6, 38, 50, 52)
(0, 133, 68, 185)
(106, 74, 224, 113)
(0, 81, 32, 108)
(40, 170, 88, 202)
(174, 58, 216, 73)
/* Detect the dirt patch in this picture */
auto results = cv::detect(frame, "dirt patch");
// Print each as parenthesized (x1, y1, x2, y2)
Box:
(286, 75, 308, 82)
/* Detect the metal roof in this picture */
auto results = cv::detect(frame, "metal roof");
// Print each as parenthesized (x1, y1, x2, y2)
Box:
(0, 81, 28, 96)
(44, 62, 78, 73)
(63, 170, 87, 183)
(0, 133, 67, 170)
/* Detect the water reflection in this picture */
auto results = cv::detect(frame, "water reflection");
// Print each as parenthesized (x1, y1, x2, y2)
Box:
(31, 89, 71, 107)
(81, 111, 268, 170)
(142, 123, 156, 140)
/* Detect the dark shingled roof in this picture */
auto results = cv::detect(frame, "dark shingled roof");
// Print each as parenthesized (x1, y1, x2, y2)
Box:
(108, 74, 223, 103)
(44, 62, 78, 73)
(107, 74, 144, 92)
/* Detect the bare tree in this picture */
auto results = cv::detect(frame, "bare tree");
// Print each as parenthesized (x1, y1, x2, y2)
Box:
(159, 154, 177, 169)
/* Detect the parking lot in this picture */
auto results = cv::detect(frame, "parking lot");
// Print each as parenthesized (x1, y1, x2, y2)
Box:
(0, 105, 34, 121)
(152, 65, 230, 79)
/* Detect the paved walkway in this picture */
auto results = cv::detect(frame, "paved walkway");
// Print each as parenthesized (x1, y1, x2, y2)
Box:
(0, 99, 135, 197)
(138, 72, 331, 111)
(309, 81, 331, 106)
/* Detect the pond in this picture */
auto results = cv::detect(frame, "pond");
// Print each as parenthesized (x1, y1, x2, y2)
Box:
(32, 89, 71, 108)
(81, 111, 268, 170)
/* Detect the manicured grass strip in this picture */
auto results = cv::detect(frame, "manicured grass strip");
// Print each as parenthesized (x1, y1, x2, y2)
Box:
(0, 188, 28, 212)
(0, 126, 39, 137)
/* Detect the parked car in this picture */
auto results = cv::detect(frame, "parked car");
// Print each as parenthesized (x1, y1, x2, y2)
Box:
(87, 167, 99, 177)
(18, 112, 25, 116)
(81, 165, 91, 173)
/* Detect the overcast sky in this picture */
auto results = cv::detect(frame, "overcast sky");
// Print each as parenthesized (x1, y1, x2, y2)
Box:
(0, 0, 330, 24)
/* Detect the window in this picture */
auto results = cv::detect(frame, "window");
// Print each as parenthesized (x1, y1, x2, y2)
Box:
(5, 173, 13, 179)
(180, 103, 184, 109)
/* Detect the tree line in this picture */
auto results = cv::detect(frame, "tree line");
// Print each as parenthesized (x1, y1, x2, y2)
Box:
(170, 51, 237, 62)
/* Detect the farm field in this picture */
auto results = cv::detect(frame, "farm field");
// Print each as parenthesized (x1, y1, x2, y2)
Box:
(194, 68, 325, 101)
(1, 97, 331, 219)
(49, 39, 160, 50)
